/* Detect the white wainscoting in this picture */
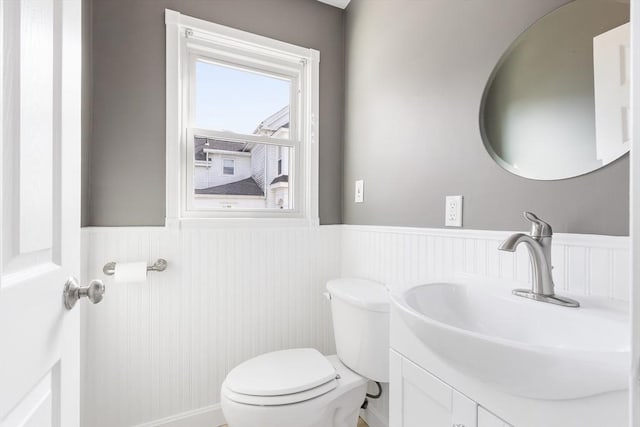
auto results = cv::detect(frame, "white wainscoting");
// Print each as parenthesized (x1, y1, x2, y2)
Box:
(80, 224, 629, 427)
(342, 225, 630, 427)
(341, 225, 630, 300)
(80, 225, 341, 427)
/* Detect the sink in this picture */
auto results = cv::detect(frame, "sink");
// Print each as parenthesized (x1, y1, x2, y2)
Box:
(391, 278, 629, 400)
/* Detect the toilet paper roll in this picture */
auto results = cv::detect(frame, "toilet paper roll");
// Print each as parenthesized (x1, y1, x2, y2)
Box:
(114, 262, 147, 283)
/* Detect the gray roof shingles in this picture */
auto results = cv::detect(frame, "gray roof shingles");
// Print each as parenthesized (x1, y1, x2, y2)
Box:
(195, 177, 265, 196)
(270, 174, 289, 185)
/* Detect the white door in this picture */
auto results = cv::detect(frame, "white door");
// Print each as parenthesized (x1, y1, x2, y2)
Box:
(0, 1, 86, 426)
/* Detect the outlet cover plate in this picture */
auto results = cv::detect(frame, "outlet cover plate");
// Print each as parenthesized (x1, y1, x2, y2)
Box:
(445, 195, 463, 227)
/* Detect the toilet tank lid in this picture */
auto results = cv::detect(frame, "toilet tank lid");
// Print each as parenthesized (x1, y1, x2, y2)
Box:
(326, 278, 389, 312)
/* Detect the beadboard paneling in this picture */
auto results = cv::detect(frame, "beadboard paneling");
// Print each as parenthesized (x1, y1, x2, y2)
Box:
(80, 224, 629, 427)
(341, 225, 630, 299)
(80, 225, 341, 427)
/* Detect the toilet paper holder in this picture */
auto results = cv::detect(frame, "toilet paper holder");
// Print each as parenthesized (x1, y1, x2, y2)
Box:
(102, 259, 168, 276)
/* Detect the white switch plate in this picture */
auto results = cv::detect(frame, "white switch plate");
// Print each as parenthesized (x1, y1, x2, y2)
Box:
(355, 180, 364, 203)
(445, 195, 463, 227)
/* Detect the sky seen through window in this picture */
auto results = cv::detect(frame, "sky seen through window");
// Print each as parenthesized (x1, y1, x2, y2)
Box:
(195, 60, 290, 134)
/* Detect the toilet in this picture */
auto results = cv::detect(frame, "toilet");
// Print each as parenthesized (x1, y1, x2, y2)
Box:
(220, 278, 389, 427)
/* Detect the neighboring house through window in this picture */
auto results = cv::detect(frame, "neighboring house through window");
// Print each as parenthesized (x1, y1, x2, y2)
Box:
(165, 10, 319, 221)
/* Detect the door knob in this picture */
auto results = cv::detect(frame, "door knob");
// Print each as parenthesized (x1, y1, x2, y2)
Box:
(63, 277, 105, 310)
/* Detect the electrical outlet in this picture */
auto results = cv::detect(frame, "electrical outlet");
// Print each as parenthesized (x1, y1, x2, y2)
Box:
(354, 180, 364, 203)
(445, 195, 463, 227)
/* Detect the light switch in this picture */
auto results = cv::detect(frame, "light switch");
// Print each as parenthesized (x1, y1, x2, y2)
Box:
(355, 180, 364, 203)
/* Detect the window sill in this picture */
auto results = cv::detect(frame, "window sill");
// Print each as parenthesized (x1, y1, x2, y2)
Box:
(166, 216, 319, 229)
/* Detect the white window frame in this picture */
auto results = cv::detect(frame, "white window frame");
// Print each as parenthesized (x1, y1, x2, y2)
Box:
(165, 9, 319, 226)
(222, 158, 235, 176)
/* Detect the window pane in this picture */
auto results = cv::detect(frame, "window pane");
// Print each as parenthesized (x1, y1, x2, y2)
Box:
(223, 159, 235, 175)
(195, 60, 291, 139)
(193, 136, 291, 210)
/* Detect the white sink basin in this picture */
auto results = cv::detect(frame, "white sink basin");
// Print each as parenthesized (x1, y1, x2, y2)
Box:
(391, 279, 629, 400)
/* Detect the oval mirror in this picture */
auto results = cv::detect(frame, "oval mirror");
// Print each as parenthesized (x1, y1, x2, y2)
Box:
(480, 0, 629, 180)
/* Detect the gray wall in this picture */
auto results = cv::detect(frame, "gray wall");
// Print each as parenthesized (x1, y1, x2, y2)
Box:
(81, 0, 92, 227)
(85, 0, 344, 226)
(343, 0, 629, 235)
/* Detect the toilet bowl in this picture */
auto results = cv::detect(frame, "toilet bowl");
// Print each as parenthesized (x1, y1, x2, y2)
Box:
(221, 350, 367, 427)
(220, 278, 389, 427)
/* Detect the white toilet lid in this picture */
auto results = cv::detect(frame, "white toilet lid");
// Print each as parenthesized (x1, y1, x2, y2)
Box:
(223, 378, 337, 406)
(224, 348, 337, 397)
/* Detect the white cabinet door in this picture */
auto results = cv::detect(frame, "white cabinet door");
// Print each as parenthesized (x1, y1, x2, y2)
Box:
(452, 391, 478, 427)
(390, 350, 477, 427)
(478, 407, 512, 427)
(0, 1, 82, 426)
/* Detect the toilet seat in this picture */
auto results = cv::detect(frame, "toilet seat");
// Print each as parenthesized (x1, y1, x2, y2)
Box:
(223, 378, 337, 406)
(222, 348, 339, 406)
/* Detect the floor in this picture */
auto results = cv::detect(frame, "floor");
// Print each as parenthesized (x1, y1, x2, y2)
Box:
(221, 418, 368, 427)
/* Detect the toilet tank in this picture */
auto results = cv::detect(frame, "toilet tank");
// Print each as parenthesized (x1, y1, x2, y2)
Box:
(326, 278, 389, 382)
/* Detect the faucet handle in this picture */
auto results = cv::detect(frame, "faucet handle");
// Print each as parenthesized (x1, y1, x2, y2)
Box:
(524, 212, 552, 237)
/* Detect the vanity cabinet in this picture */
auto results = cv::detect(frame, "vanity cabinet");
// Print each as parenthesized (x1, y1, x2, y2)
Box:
(478, 407, 512, 427)
(390, 350, 512, 427)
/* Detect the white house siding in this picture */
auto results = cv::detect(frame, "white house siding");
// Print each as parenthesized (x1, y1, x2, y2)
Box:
(250, 144, 266, 192)
(265, 146, 289, 208)
(194, 152, 252, 189)
(280, 147, 289, 176)
(192, 114, 290, 207)
(265, 147, 277, 208)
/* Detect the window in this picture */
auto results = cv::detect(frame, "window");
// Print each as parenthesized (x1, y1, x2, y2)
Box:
(165, 10, 319, 222)
(223, 159, 235, 175)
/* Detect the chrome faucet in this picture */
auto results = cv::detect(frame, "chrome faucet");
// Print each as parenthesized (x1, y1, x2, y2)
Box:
(498, 212, 579, 308)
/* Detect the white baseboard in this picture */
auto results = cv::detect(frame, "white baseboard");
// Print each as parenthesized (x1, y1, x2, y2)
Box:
(132, 404, 226, 427)
(360, 406, 388, 427)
